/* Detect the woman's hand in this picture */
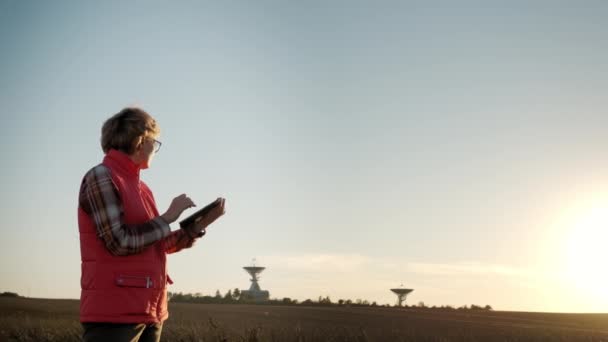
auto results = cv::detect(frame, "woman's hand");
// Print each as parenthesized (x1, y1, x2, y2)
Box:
(191, 197, 226, 235)
(161, 194, 196, 224)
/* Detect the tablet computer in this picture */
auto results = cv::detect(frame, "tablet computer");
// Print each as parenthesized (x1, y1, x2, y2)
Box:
(179, 199, 221, 228)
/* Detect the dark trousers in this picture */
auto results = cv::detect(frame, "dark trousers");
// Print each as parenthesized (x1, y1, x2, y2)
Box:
(82, 322, 163, 342)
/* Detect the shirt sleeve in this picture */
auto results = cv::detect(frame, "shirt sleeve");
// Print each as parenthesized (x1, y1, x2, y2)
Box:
(161, 229, 204, 254)
(79, 165, 172, 256)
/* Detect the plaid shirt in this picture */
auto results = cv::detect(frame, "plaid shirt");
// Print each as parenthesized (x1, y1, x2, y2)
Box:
(79, 164, 200, 256)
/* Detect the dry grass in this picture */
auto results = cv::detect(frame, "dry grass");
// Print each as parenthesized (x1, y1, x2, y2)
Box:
(1, 297, 608, 341)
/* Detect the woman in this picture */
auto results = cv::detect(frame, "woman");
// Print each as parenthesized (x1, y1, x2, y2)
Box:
(77, 107, 226, 341)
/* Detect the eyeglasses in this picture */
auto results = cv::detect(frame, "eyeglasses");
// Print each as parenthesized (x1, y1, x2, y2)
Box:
(152, 138, 162, 153)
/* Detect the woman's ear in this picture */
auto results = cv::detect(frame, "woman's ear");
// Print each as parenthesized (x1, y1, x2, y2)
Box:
(137, 136, 145, 150)
(132, 136, 144, 153)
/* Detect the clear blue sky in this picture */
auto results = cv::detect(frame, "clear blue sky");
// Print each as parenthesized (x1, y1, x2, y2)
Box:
(1, 0, 607, 313)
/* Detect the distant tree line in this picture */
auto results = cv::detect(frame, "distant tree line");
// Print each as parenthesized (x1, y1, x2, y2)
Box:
(168, 290, 492, 311)
(0, 292, 21, 298)
(0, 290, 493, 311)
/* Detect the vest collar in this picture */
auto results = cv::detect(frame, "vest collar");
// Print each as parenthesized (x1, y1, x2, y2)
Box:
(104, 149, 141, 178)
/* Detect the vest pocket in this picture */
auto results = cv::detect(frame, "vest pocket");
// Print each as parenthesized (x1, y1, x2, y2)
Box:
(115, 274, 154, 289)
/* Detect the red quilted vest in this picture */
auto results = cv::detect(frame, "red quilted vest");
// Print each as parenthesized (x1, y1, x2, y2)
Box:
(78, 149, 170, 324)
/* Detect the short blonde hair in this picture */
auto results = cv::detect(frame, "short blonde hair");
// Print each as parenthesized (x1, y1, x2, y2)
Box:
(101, 107, 160, 154)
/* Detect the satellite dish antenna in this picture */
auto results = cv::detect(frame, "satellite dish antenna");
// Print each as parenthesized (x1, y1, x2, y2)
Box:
(241, 258, 270, 301)
(390, 284, 413, 306)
